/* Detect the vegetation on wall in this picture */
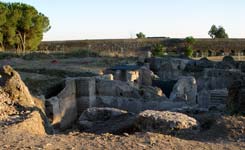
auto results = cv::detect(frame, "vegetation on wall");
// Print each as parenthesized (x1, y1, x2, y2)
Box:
(0, 2, 50, 52)
(208, 25, 229, 39)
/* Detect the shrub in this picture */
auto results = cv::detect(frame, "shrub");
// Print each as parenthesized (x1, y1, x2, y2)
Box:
(152, 44, 165, 57)
(185, 46, 193, 57)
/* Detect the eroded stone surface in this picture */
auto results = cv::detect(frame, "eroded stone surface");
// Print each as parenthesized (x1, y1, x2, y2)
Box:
(170, 76, 197, 105)
(78, 107, 135, 134)
(0, 65, 35, 107)
(136, 110, 199, 133)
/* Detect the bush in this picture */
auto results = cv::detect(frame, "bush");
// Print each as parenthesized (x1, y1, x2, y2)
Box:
(152, 44, 165, 57)
(0, 52, 20, 59)
(185, 46, 193, 57)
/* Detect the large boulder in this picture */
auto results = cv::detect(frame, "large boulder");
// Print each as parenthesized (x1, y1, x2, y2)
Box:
(135, 110, 198, 133)
(170, 76, 197, 105)
(78, 107, 136, 134)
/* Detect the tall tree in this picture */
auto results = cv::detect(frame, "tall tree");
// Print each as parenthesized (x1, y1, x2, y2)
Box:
(0, 2, 50, 52)
(208, 25, 218, 39)
(208, 25, 228, 39)
(15, 3, 51, 52)
(136, 32, 146, 39)
(0, 2, 8, 50)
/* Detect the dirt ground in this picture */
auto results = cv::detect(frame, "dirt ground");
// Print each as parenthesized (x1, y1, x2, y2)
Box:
(0, 56, 245, 150)
(0, 128, 244, 150)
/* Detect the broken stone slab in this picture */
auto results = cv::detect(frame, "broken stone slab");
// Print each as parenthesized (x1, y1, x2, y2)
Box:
(135, 110, 199, 133)
(78, 107, 136, 134)
(96, 96, 186, 113)
(79, 107, 128, 122)
(139, 66, 152, 86)
(139, 86, 165, 99)
(170, 76, 197, 105)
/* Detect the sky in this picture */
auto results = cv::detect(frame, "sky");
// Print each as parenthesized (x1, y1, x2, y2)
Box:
(2, 0, 245, 41)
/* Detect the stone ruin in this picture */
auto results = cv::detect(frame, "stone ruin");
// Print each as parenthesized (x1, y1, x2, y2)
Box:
(43, 55, 245, 131)
(46, 76, 189, 130)
(1, 55, 245, 135)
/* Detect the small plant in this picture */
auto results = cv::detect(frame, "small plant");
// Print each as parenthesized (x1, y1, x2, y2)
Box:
(152, 44, 165, 57)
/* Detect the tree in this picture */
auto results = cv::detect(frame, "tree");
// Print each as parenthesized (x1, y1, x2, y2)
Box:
(208, 25, 228, 39)
(136, 32, 146, 39)
(0, 2, 51, 52)
(208, 25, 217, 39)
(184, 36, 196, 47)
(0, 2, 8, 50)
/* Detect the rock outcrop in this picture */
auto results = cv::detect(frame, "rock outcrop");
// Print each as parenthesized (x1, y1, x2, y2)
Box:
(0, 65, 52, 134)
(0, 65, 35, 107)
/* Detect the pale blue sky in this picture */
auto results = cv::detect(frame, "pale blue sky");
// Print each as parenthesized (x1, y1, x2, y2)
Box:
(2, 0, 245, 41)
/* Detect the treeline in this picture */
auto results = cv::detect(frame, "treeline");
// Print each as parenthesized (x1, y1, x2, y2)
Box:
(0, 2, 50, 52)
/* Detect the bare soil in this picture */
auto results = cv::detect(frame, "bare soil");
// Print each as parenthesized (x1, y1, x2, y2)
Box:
(0, 127, 244, 150)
